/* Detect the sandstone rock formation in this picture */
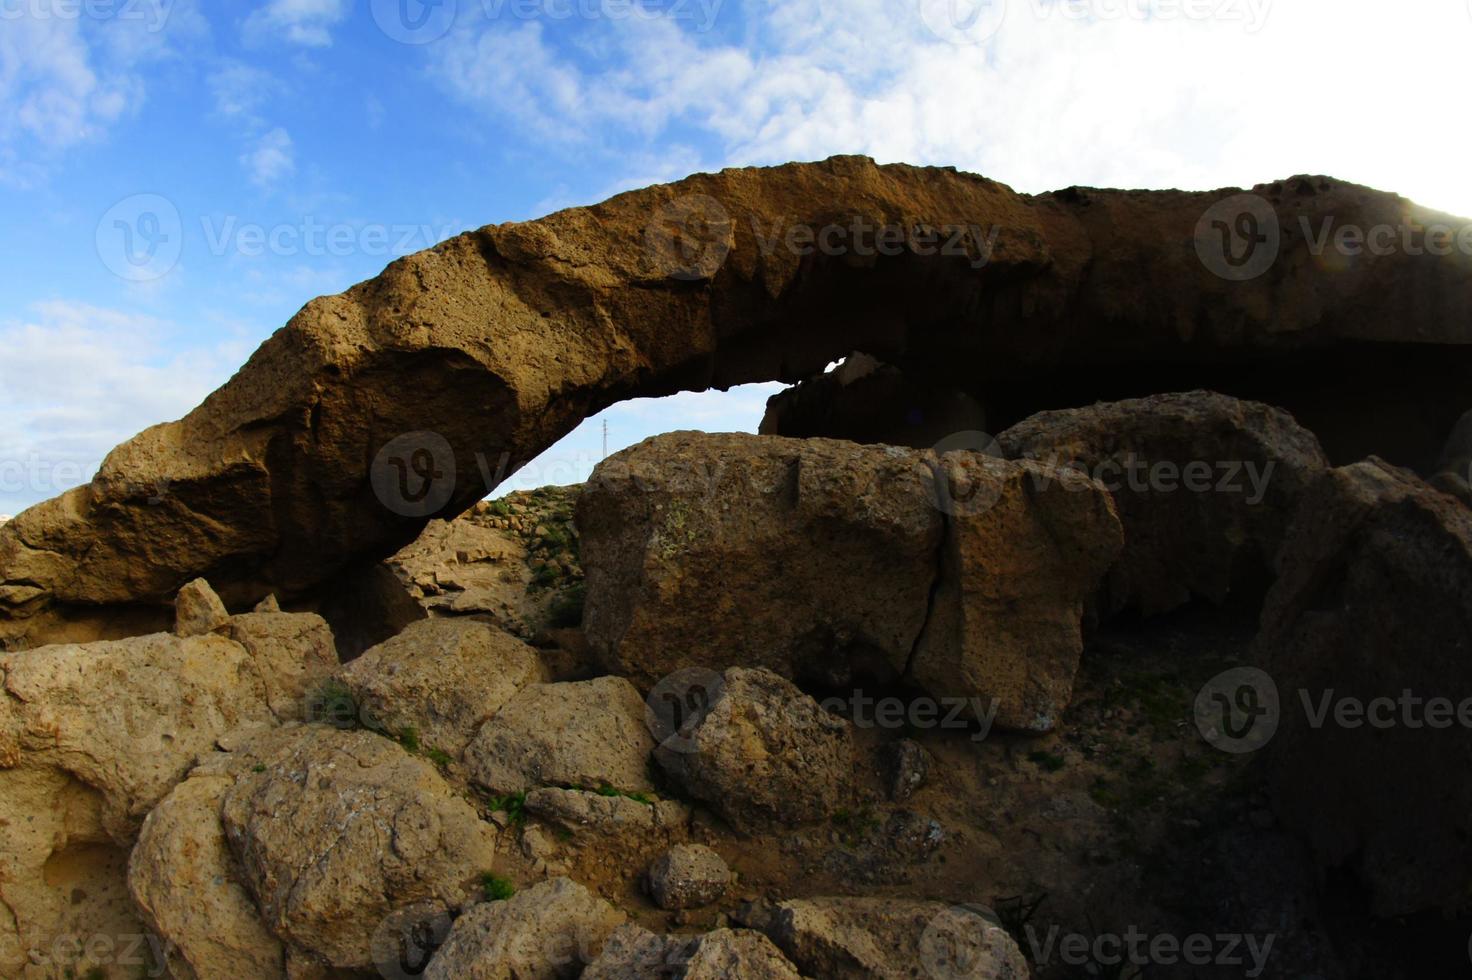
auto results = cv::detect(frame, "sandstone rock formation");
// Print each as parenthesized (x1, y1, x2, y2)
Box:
(423, 877, 625, 980)
(996, 391, 1331, 617)
(0, 604, 335, 977)
(744, 897, 1030, 979)
(578, 431, 945, 689)
(1261, 458, 1472, 918)
(653, 667, 856, 832)
(465, 676, 655, 794)
(909, 451, 1123, 730)
(585, 925, 802, 980)
(581, 432, 1121, 729)
(174, 577, 231, 637)
(219, 726, 499, 971)
(340, 616, 544, 757)
(5, 160, 1471, 649)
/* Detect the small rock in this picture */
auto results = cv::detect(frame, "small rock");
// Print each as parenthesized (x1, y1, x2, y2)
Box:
(253, 593, 282, 613)
(175, 577, 231, 637)
(584, 925, 801, 980)
(647, 845, 731, 911)
(424, 878, 625, 980)
(881, 739, 931, 802)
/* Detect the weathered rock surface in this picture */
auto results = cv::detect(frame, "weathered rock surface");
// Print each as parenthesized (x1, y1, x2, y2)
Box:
(581, 431, 1121, 730)
(0, 608, 335, 977)
(997, 391, 1330, 617)
(524, 787, 691, 847)
(880, 738, 932, 802)
(1261, 458, 1472, 918)
(129, 766, 286, 980)
(174, 577, 231, 637)
(465, 676, 655, 794)
(910, 452, 1123, 730)
(6, 160, 1470, 648)
(746, 897, 1030, 979)
(585, 925, 802, 980)
(760, 352, 989, 448)
(579, 431, 945, 689)
(647, 844, 731, 910)
(219, 726, 499, 971)
(423, 877, 624, 980)
(654, 668, 855, 833)
(340, 617, 543, 757)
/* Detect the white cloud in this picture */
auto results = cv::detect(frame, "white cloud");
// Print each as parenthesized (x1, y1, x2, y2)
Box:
(242, 126, 296, 187)
(432, 0, 1472, 218)
(208, 60, 283, 122)
(0, 301, 249, 513)
(242, 0, 350, 47)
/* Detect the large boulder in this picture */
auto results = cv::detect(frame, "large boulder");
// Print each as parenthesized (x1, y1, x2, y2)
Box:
(653, 667, 855, 833)
(340, 617, 544, 757)
(585, 925, 802, 980)
(6, 160, 1471, 648)
(908, 452, 1122, 731)
(423, 877, 625, 980)
(996, 391, 1330, 617)
(0, 607, 335, 977)
(465, 676, 656, 794)
(128, 765, 286, 980)
(219, 726, 499, 971)
(581, 432, 1121, 730)
(746, 897, 1030, 980)
(578, 431, 945, 689)
(1261, 459, 1472, 917)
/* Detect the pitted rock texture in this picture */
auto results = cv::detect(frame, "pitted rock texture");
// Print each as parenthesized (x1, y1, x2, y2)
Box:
(0, 609, 335, 977)
(996, 391, 1330, 617)
(1261, 458, 1472, 918)
(581, 432, 1121, 731)
(4, 159, 1470, 648)
(219, 725, 499, 971)
(340, 617, 544, 758)
(423, 877, 625, 980)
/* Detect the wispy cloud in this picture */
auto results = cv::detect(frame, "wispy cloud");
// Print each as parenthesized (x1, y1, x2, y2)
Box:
(242, 0, 350, 47)
(242, 126, 296, 187)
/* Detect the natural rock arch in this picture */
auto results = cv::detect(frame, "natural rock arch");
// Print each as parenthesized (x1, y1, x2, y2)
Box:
(3, 156, 1470, 647)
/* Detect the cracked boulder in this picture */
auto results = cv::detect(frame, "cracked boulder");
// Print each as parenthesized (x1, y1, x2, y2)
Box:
(219, 725, 499, 971)
(340, 617, 544, 758)
(996, 391, 1330, 617)
(1261, 458, 1472, 917)
(465, 676, 656, 795)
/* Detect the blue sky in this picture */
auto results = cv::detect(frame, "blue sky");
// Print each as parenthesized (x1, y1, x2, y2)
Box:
(3, 0, 1472, 514)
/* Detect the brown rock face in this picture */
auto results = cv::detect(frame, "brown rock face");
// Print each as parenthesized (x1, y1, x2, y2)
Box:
(996, 391, 1331, 617)
(1260, 459, 1472, 918)
(578, 431, 945, 689)
(3, 159, 1469, 646)
(580, 432, 1121, 730)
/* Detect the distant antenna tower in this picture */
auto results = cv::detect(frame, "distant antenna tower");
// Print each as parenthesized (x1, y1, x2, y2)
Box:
(602, 420, 609, 460)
